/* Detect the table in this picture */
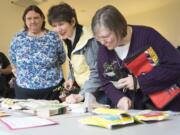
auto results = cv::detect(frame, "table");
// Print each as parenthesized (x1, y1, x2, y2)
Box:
(0, 110, 180, 135)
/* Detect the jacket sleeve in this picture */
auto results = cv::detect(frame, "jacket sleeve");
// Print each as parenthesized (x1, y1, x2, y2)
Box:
(0, 52, 10, 68)
(56, 34, 66, 65)
(67, 62, 75, 81)
(137, 28, 180, 94)
(97, 45, 126, 106)
(79, 39, 101, 96)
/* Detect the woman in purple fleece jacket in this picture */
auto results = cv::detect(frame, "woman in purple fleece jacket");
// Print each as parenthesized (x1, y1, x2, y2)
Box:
(91, 5, 180, 111)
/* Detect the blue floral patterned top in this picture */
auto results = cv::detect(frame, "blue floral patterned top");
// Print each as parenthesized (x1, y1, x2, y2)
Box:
(9, 30, 66, 89)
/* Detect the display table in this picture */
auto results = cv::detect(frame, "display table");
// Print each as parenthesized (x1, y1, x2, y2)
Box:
(0, 110, 180, 135)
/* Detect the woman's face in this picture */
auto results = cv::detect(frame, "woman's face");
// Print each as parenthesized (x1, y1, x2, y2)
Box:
(25, 11, 44, 34)
(51, 20, 75, 40)
(95, 26, 119, 50)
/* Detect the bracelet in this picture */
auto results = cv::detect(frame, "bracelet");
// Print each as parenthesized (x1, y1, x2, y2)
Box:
(132, 74, 138, 92)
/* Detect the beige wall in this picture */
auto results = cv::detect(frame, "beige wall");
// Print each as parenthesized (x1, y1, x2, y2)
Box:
(40, 0, 180, 47)
(0, 0, 24, 56)
(126, 0, 180, 46)
(0, 0, 180, 57)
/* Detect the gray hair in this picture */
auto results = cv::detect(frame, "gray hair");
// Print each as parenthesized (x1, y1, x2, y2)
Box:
(91, 5, 127, 39)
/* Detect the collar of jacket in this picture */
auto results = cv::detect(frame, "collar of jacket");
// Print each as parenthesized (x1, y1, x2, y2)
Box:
(71, 27, 93, 53)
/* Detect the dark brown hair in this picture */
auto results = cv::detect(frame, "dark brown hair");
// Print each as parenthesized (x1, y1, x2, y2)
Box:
(22, 5, 45, 31)
(47, 2, 79, 27)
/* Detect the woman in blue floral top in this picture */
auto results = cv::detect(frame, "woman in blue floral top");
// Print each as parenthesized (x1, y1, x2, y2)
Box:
(9, 5, 66, 100)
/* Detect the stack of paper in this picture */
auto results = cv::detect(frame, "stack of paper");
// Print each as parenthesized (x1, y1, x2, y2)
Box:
(23, 104, 66, 117)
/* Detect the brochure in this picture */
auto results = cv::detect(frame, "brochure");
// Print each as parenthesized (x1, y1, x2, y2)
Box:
(0, 116, 58, 130)
(134, 111, 169, 122)
(80, 114, 134, 129)
(92, 108, 126, 115)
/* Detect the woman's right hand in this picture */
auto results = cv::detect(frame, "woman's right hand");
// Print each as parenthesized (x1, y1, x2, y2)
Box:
(9, 77, 16, 88)
(65, 94, 84, 104)
(64, 79, 74, 91)
(117, 97, 132, 110)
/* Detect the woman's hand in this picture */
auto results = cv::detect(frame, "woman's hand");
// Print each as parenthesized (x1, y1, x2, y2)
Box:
(112, 75, 140, 91)
(9, 77, 16, 88)
(64, 79, 74, 91)
(117, 96, 132, 110)
(65, 94, 84, 104)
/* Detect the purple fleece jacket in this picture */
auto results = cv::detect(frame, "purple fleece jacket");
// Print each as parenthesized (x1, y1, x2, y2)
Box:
(97, 25, 180, 111)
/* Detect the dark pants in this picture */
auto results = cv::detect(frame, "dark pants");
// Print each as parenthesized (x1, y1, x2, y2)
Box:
(0, 74, 15, 98)
(0, 75, 7, 97)
(15, 80, 64, 101)
(94, 90, 111, 105)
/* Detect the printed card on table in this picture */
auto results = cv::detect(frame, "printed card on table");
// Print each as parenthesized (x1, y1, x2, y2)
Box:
(0, 116, 58, 130)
